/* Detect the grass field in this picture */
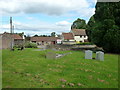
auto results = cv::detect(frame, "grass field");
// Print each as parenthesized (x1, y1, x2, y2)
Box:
(2, 48, 118, 88)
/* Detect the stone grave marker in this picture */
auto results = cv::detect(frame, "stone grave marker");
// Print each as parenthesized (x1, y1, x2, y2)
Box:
(46, 52, 56, 59)
(96, 51, 104, 61)
(52, 48, 57, 51)
(85, 50, 92, 59)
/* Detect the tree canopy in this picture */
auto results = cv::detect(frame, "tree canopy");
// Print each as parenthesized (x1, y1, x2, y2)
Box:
(86, 2, 120, 53)
(51, 32, 56, 37)
(71, 18, 86, 29)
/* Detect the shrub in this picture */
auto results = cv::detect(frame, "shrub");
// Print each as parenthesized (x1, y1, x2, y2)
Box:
(76, 42, 94, 45)
(25, 42, 37, 48)
(13, 45, 23, 48)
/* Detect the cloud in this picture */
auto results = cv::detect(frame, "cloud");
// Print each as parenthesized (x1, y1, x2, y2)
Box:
(0, 20, 71, 35)
(0, 0, 95, 16)
(0, 0, 97, 35)
(56, 21, 71, 26)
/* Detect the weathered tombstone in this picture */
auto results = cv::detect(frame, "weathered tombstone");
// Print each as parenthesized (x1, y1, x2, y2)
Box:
(52, 48, 57, 51)
(96, 51, 104, 61)
(85, 50, 92, 59)
(46, 52, 56, 59)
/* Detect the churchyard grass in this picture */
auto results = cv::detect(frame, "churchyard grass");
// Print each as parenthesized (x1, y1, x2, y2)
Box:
(2, 48, 118, 88)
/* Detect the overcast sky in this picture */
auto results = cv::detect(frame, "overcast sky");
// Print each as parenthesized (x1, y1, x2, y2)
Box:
(0, 0, 97, 36)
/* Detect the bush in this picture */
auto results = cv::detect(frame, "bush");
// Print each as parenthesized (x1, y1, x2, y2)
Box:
(25, 42, 37, 48)
(76, 42, 94, 45)
(13, 45, 23, 48)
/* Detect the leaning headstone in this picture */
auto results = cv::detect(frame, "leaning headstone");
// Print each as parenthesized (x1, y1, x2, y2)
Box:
(52, 48, 57, 51)
(46, 52, 56, 59)
(85, 50, 92, 59)
(96, 51, 104, 61)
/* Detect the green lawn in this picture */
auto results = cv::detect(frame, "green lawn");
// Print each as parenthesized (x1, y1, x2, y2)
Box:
(2, 48, 118, 88)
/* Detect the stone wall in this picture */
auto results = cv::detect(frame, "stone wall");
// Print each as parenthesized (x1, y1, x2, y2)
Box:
(46, 44, 104, 52)
(2, 34, 13, 49)
(14, 39, 24, 45)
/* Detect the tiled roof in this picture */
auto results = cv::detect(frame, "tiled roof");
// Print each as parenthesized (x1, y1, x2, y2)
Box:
(62, 33, 74, 40)
(1, 32, 23, 40)
(30, 37, 57, 42)
(12, 34, 23, 40)
(71, 29, 87, 36)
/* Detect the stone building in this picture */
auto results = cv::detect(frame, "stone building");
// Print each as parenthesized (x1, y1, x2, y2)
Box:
(0, 32, 24, 49)
(30, 37, 57, 45)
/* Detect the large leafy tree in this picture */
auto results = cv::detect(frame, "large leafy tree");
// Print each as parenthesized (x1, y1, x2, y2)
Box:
(86, 2, 120, 53)
(86, 16, 95, 42)
(51, 32, 56, 37)
(71, 18, 86, 29)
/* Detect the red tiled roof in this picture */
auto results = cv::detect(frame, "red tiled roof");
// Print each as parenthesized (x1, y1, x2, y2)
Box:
(30, 37, 57, 42)
(62, 33, 74, 40)
(71, 29, 87, 36)
(12, 34, 23, 40)
(1, 32, 23, 40)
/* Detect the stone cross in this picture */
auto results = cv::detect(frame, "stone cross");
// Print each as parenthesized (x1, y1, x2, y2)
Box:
(96, 51, 104, 61)
(85, 50, 93, 59)
(46, 52, 56, 59)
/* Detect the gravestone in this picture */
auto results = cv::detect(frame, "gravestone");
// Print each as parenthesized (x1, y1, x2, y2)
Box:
(85, 50, 92, 59)
(52, 48, 57, 51)
(96, 51, 104, 61)
(46, 52, 56, 59)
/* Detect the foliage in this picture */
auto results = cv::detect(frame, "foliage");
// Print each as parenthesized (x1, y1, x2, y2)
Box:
(25, 42, 37, 48)
(18, 32, 24, 37)
(33, 34, 39, 37)
(86, 16, 95, 42)
(2, 49, 118, 88)
(51, 32, 56, 37)
(86, 2, 120, 53)
(71, 18, 86, 29)
(25, 35, 31, 41)
(13, 45, 23, 48)
(76, 42, 94, 45)
(39, 35, 50, 37)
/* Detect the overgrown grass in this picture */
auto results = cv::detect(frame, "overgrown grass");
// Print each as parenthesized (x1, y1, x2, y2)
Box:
(2, 48, 118, 88)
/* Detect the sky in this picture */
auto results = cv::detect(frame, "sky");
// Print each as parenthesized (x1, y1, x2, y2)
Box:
(0, 0, 97, 36)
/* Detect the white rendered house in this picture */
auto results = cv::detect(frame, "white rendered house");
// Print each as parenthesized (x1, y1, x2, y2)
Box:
(71, 29, 88, 43)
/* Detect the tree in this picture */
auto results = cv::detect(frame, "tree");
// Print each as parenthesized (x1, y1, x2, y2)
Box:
(25, 35, 31, 41)
(18, 32, 24, 37)
(33, 34, 39, 37)
(40, 35, 48, 37)
(71, 18, 86, 29)
(86, 16, 95, 42)
(51, 32, 56, 37)
(86, 1, 120, 53)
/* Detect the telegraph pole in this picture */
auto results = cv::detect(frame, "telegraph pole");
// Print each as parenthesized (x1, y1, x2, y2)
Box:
(12, 25, 14, 34)
(10, 17, 13, 50)
(10, 17, 12, 34)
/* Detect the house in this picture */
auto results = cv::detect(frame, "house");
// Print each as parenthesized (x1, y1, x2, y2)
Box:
(61, 33, 76, 45)
(71, 29, 88, 43)
(0, 32, 24, 49)
(0, 33, 13, 49)
(30, 37, 57, 45)
(12, 33, 25, 45)
(55, 35, 62, 44)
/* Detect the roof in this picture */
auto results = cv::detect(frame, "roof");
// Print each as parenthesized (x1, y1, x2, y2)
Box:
(71, 29, 87, 36)
(30, 37, 57, 42)
(62, 33, 74, 40)
(12, 34, 23, 40)
(0, 32, 23, 40)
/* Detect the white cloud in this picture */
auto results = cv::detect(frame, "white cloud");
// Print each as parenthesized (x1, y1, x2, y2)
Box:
(0, 0, 95, 16)
(0, 0, 97, 35)
(56, 21, 71, 26)
(0, 20, 71, 35)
